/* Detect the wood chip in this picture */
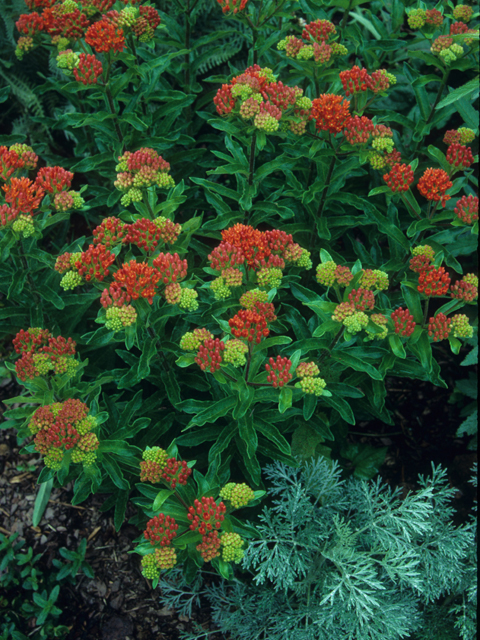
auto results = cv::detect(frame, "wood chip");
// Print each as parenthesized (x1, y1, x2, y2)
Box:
(10, 473, 33, 484)
(88, 526, 102, 542)
(0, 526, 12, 535)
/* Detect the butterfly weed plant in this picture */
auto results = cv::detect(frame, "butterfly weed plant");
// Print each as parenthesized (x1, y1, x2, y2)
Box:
(0, 0, 478, 636)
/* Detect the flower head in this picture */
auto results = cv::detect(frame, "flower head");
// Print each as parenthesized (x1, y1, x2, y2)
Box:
(383, 163, 415, 193)
(391, 308, 416, 337)
(73, 53, 103, 84)
(417, 266, 451, 297)
(85, 18, 124, 53)
(427, 313, 451, 342)
(265, 355, 293, 388)
(311, 94, 350, 134)
(454, 195, 478, 224)
(417, 168, 453, 207)
(446, 143, 475, 169)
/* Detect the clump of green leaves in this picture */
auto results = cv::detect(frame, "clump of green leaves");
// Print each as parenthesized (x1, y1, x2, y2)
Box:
(0, 533, 93, 640)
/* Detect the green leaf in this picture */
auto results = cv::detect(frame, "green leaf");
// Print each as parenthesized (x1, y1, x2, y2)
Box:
(160, 368, 181, 406)
(114, 490, 129, 532)
(102, 456, 129, 491)
(238, 414, 258, 459)
(254, 418, 291, 455)
(186, 396, 237, 429)
(322, 395, 355, 425)
(291, 424, 324, 461)
(409, 331, 433, 373)
(32, 478, 53, 527)
(152, 489, 175, 512)
(437, 77, 480, 110)
(252, 336, 292, 352)
(278, 387, 293, 414)
(388, 334, 406, 359)
(303, 394, 317, 421)
(403, 63, 430, 121)
(341, 443, 387, 479)
(401, 283, 424, 324)
(331, 351, 383, 380)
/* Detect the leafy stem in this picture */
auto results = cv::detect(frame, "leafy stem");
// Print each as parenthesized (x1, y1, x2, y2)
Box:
(248, 132, 256, 187)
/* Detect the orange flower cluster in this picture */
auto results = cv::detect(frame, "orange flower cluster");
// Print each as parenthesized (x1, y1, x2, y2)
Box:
(229, 308, 270, 344)
(417, 168, 453, 207)
(311, 94, 350, 134)
(15, 0, 161, 60)
(417, 266, 451, 297)
(2, 177, 44, 214)
(207, 223, 310, 299)
(217, 0, 248, 14)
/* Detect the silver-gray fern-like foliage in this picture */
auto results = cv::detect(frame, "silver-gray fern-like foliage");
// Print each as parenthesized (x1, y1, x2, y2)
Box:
(159, 459, 477, 640)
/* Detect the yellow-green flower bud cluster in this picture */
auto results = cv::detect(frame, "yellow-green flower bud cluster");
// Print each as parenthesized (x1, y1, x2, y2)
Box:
(60, 271, 83, 291)
(118, 6, 139, 28)
(220, 532, 245, 563)
(343, 311, 369, 334)
(297, 376, 327, 396)
(45, 448, 64, 470)
(368, 152, 387, 170)
(412, 245, 435, 260)
(56, 49, 80, 71)
(239, 289, 269, 309)
(211, 276, 232, 300)
(143, 446, 169, 468)
(407, 9, 426, 29)
(179, 288, 199, 312)
(180, 328, 213, 351)
(105, 305, 137, 331)
(316, 261, 337, 287)
(224, 339, 249, 367)
(12, 215, 35, 238)
(440, 43, 464, 65)
(372, 137, 395, 153)
(257, 267, 283, 289)
(458, 128, 475, 144)
(295, 249, 313, 269)
(141, 547, 177, 580)
(219, 482, 255, 509)
(359, 269, 389, 291)
(120, 187, 142, 207)
(450, 314, 473, 338)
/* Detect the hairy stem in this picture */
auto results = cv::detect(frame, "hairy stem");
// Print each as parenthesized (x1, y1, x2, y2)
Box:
(423, 297, 430, 328)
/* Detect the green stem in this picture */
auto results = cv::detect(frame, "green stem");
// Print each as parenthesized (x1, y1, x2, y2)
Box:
(339, 0, 353, 31)
(315, 155, 336, 219)
(104, 85, 124, 149)
(244, 343, 252, 382)
(248, 133, 256, 187)
(423, 297, 430, 328)
(318, 327, 344, 367)
(143, 191, 155, 219)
